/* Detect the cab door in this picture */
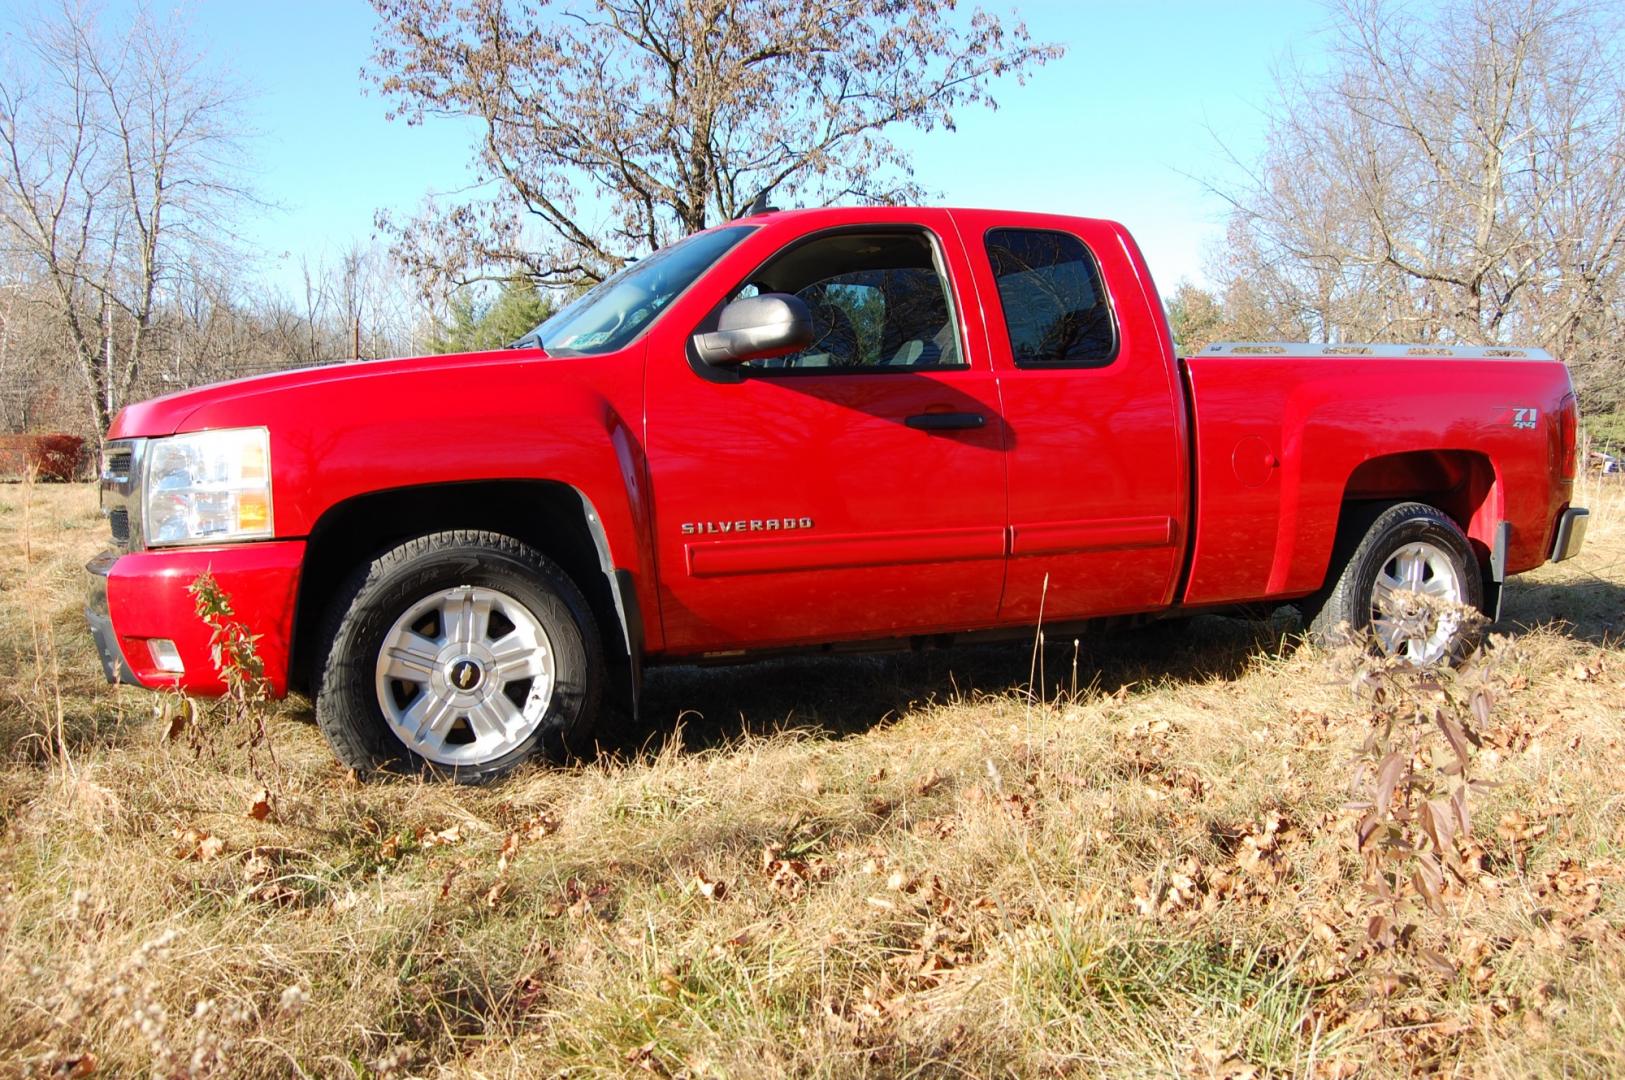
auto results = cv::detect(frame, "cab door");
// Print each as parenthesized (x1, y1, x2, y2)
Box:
(643, 213, 1008, 654)
(949, 212, 1189, 623)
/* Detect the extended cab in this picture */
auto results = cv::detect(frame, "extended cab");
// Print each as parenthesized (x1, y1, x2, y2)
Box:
(86, 207, 1589, 781)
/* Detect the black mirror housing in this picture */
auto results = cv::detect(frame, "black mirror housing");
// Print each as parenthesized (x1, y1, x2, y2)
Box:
(692, 293, 813, 366)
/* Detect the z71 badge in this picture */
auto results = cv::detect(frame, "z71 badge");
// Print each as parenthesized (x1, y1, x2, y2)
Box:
(682, 517, 813, 536)
(1507, 406, 1539, 430)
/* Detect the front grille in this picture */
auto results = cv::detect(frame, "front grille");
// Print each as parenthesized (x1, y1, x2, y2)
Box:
(99, 438, 143, 551)
(102, 448, 133, 483)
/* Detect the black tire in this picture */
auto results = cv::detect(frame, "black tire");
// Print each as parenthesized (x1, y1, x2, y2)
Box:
(1302, 501, 1483, 665)
(315, 530, 602, 783)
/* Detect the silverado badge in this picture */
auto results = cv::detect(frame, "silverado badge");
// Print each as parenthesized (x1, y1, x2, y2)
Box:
(682, 517, 813, 535)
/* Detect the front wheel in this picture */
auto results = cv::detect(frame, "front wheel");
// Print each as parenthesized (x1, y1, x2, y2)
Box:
(316, 531, 602, 782)
(1304, 502, 1483, 666)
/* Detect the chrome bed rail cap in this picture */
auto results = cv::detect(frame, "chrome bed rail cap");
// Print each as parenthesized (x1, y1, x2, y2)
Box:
(1196, 341, 1554, 361)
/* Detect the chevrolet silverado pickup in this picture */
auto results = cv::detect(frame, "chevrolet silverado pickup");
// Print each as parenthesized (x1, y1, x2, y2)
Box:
(86, 207, 1589, 781)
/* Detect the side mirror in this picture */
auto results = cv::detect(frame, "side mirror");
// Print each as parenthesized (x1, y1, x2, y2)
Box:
(692, 293, 813, 366)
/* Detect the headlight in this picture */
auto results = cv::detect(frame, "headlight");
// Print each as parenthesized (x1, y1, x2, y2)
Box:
(143, 427, 274, 546)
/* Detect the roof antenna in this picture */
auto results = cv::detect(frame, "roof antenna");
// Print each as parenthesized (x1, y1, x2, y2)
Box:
(743, 187, 779, 217)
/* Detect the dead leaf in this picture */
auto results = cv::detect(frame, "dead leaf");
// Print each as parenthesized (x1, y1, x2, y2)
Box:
(691, 874, 727, 901)
(423, 824, 463, 846)
(246, 788, 271, 821)
(48, 1053, 97, 1078)
(497, 832, 521, 873)
(519, 810, 560, 840)
(1186, 1043, 1258, 1079)
(1374, 751, 1405, 817)
(160, 697, 195, 741)
(1419, 947, 1458, 976)
(173, 828, 225, 861)
(914, 769, 945, 795)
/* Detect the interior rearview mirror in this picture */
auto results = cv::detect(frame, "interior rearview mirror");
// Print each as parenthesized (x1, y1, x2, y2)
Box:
(692, 293, 813, 366)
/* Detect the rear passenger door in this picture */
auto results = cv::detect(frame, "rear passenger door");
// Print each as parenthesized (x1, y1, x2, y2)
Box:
(951, 213, 1189, 623)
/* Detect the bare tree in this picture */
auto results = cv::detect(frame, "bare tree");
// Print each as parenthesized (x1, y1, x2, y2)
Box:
(1211, 0, 1625, 410)
(0, 1, 250, 435)
(368, 0, 1060, 294)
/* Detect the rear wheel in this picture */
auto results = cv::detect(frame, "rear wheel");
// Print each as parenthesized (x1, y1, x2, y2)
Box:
(316, 530, 602, 782)
(1304, 502, 1483, 666)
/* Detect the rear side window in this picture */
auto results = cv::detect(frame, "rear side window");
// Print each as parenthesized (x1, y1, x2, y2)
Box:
(984, 228, 1116, 368)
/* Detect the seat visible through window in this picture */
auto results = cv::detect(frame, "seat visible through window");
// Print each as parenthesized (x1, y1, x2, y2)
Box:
(738, 231, 964, 372)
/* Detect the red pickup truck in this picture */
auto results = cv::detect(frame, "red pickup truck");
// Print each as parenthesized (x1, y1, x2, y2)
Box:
(87, 207, 1588, 781)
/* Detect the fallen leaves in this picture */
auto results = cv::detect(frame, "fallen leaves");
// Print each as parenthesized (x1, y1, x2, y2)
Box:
(1131, 855, 1207, 919)
(1496, 809, 1549, 845)
(1571, 658, 1604, 682)
(544, 877, 613, 920)
(241, 846, 304, 906)
(761, 844, 833, 900)
(172, 828, 224, 862)
(1186, 1044, 1257, 1080)
(1132, 811, 1302, 920)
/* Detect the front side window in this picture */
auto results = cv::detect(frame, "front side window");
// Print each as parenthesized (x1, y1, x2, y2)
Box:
(738, 231, 965, 372)
(984, 228, 1116, 368)
(524, 225, 754, 356)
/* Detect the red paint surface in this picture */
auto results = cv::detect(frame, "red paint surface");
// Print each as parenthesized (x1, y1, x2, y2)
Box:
(106, 541, 304, 695)
(100, 206, 1579, 695)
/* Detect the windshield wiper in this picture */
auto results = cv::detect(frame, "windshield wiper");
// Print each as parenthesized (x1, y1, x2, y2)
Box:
(506, 331, 543, 350)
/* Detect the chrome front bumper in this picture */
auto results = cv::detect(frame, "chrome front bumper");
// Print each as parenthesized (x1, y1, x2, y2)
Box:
(85, 550, 136, 685)
(1551, 507, 1589, 563)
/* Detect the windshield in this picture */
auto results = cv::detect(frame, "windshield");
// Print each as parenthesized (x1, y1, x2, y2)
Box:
(519, 225, 755, 356)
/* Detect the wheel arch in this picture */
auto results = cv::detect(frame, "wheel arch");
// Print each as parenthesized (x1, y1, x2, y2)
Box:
(1334, 449, 1500, 572)
(289, 480, 640, 711)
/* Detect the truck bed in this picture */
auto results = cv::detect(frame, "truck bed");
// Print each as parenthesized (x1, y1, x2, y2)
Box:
(1178, 341, 1575, 608)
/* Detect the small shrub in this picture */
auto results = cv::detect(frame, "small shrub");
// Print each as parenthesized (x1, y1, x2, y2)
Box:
(0, 433, 87, 481)
(1343, 601, 1501, 992)
(163, 572, 277, 780)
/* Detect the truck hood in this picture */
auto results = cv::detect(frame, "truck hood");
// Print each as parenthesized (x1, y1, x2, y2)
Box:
(108, 348, 551, 438)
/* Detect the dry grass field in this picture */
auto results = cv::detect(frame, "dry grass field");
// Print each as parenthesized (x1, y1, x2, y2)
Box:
(1, 478, 1622, 1078)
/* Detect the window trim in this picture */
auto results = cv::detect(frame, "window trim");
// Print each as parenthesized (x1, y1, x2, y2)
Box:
(686, 223, 972, 381)
(982, 226, 1120, 371)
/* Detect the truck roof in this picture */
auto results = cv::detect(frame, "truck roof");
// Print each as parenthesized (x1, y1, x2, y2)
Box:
(731, 204, 1123, 232)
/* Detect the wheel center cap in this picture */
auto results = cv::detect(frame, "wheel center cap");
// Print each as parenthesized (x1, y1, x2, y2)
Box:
(448, 658, 484, 692)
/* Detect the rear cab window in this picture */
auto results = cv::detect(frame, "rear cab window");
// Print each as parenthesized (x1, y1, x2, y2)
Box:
(983, 228, 1117, 368)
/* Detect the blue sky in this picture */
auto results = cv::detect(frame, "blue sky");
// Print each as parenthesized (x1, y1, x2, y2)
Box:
(72, 0, 1335, 296)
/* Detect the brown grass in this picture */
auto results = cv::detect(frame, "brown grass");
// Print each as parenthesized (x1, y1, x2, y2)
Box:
(1, 478, 1623, 1078)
